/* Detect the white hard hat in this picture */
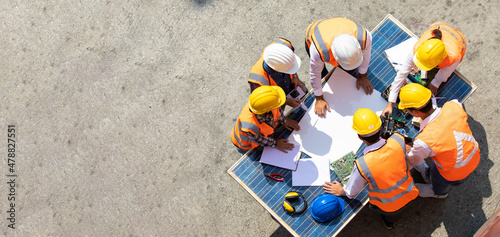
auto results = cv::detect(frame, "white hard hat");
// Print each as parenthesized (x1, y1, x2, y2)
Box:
(263, 44, 301, 74)
(331, 33, 363, 71)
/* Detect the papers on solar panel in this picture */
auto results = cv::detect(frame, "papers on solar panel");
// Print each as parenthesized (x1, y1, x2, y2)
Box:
(292, 157, 330, 186)
(260, 143, 301, 171)
(288, 68, 387, 165)
(384, 37, 418, 72)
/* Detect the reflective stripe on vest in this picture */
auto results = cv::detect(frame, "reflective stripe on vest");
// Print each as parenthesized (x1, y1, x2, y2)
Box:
(249, 72, 270, 86)
(356, 134, 418, 212)
(231, 105, 280, 150)
(248, 38, 294, 87)
(428, 22, 467, 51)
(273, 39, 292, 47)
(357, 135, 408, 194)
(368, 182, 416, 204)
(416, 102, 480, 181)
(414, 22, 466, 69)
(305, 18, 366, 65)
(232, 125, 252, 149)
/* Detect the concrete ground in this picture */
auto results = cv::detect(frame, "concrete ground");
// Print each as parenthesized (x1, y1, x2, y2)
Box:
(0, 0, 498, 236)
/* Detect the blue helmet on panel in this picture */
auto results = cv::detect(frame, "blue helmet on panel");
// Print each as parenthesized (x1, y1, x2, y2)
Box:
(310, 194, 345, 222)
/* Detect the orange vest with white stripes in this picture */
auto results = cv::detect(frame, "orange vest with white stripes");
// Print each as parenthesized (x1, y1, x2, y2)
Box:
(231, 104, 280, 150)
(248, 38, 295, 87)
(414, 22, 466, 69)
(416, 102, 480, 181)
(305, 17, 367, 66)
(356, 134, 419, 213)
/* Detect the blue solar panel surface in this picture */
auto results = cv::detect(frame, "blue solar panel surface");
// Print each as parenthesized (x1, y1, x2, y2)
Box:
(228, 15, 474, 237)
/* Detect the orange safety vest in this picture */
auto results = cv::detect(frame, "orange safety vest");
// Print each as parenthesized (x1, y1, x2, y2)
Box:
(416, 101, 480, 181)
(414, 22, 467, 69)
(305, 17, 367, 67)
(248, 38, 295, 87)
(231, 104, 281, 150)
(356, 134, 419, 213)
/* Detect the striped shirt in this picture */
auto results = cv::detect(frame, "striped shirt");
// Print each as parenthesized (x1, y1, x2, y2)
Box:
(246, 108, 286, 147)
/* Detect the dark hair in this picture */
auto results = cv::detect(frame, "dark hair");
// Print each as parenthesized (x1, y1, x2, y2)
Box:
(358, 130, 381, 144)
(408, 99, 433, 113)
(430, 28, 443, 40)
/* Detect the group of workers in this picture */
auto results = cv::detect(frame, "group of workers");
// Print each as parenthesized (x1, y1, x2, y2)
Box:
(231, 17, 480, 229)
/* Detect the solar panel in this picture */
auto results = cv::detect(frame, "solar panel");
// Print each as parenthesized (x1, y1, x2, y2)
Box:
(228, 14, 476, 236)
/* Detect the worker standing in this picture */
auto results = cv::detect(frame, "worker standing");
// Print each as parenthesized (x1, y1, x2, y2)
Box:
(231, 86, 301, 154)
(323, 108, 418, 229)
(382, 21, 466, 118)
(398, 83, 480, 198)
(305, 17, 374, 117)
(248, 38, 306, 109)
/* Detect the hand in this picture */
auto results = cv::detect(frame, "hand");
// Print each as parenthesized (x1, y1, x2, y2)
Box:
(283, 119, 300, 131)
(356, 74, 373, 95)
(429, 84, 438, 95)
(292, 74, 307, 93)
(314, 95, 330, 118)
(275, 139, 294, 153)
(322, 181, 346, 196)
(285, 98, 301, 108)
(381, 103, 394, 119)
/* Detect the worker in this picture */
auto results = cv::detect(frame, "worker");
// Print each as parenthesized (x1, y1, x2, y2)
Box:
(248, 38, 306, 109)
(398, 83, 480, 198)
(231, 85, 301, 154)
(382, 21, 466, 118)
(323, 108, 418, 229)
(305, 17, 374, 117)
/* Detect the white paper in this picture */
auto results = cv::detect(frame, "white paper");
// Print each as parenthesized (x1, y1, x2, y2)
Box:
(384, 37, 418, 72)
(260, 143, 301, 171)
(292, 157, 330, 186)
(289, 68, 387, 164)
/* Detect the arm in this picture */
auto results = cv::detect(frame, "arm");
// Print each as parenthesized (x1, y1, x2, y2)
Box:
(357, 31, 372, 75)
(309, 45, 326, 97)
(407, 139, 435, 167)
(309, 45, 331, 117)
(355, 31, 374, 95)
(323, 165, 366, 199)
(388, 51, 414, 103)
(292, 73, 307, 93)
(429, 60, 460, 94)
(277, 107, 300, 131)
(382, 51, 414, 118)
(246, 132, 277, 148)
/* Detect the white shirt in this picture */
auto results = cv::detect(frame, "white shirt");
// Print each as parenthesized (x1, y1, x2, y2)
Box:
(407, 100, 462, 166)
(310, 31, 373, 97)
(387, 50, 460, 103)
(343, 139, 386, 199)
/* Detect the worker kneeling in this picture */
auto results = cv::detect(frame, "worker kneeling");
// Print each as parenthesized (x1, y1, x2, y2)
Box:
(323, 108, 418, 229)
(399, 83, 480, 198)
(231, 86, 300, 154)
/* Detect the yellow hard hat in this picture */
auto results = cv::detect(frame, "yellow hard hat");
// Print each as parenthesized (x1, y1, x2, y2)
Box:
(413, 38, 447, 71)
(398, 83, 432, 110)
(248, 86, 286, 114)
(352, 108, 382, 136)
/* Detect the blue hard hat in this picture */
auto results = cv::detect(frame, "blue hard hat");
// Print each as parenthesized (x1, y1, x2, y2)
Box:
(310, 194, 345, 222)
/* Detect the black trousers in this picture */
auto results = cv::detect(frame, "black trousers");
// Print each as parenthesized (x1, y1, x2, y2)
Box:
(368, 203, 406, 224)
